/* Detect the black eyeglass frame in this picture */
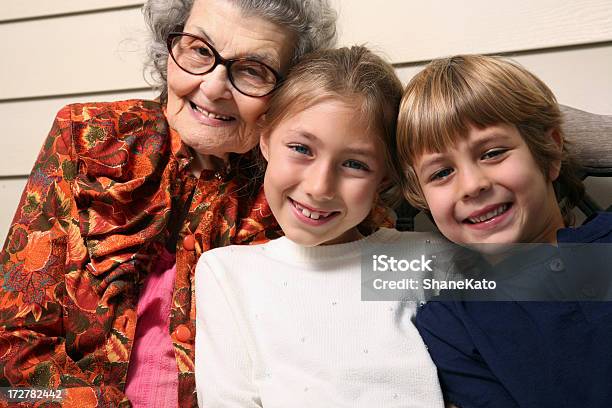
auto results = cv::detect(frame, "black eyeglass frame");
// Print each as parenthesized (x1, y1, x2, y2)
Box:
(166, 31, 283, 97)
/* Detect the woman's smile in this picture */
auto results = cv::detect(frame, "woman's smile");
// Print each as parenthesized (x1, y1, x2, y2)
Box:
(188, 100, 236, 126)
(165, 0, 294, 165)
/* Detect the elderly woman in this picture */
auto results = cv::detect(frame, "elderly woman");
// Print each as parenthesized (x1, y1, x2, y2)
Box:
(0, 0, 336, 406)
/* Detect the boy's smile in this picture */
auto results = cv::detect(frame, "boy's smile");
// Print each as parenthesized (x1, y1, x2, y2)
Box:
(463, 202, 512, 229)
(260, 99, 386, 246)
(415, 123, 564, 244)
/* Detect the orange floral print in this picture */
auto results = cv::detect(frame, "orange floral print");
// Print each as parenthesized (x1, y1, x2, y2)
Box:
(0, 100, 281, 407)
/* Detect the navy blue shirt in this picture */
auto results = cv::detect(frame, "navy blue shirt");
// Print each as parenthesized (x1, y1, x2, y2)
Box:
(416, 213, 612, 408)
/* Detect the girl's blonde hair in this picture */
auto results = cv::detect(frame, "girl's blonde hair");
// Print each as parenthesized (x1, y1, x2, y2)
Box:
(262, 46, 404, 219)
(397, 54, 584, 225)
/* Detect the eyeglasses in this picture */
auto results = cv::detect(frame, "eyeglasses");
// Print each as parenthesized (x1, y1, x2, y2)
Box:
(167, 32, 283, 97)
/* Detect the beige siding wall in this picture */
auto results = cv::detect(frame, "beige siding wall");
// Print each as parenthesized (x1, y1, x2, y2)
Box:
(1, 1, 611, 239)
(3, 2, 143, 21)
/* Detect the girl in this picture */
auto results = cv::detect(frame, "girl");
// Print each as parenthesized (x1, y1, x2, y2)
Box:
(194, 46, 444, 407)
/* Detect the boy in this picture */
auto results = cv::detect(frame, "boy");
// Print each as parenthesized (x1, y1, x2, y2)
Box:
(397, 55, 612, 407)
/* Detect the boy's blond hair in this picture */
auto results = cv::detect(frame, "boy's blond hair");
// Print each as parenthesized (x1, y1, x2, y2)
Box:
(397, 54, 583, 225)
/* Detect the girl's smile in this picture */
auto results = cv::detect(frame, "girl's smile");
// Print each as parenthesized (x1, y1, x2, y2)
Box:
(289, 198, 340, 225)
(260, 99, 386, 246)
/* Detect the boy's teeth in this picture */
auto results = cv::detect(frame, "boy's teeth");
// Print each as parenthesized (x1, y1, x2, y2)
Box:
(468, 204, 508, 223)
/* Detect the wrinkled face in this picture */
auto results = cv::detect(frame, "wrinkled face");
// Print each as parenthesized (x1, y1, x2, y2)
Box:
(166, 0, 294, 161)
(260, 99, 386, 247)
(414, 123, 564, 244)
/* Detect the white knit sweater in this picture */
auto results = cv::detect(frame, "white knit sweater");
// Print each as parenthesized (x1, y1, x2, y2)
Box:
(194, 228, 445, 408)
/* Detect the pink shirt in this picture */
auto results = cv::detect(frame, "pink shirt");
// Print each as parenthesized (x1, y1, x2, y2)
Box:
(125, 249, 178, 407)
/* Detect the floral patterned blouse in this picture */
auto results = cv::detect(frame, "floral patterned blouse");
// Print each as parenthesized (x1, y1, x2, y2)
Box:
(0, 99, 282, 407)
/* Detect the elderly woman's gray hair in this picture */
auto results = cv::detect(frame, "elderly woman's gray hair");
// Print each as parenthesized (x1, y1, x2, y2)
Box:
(143, 0, 338, 102)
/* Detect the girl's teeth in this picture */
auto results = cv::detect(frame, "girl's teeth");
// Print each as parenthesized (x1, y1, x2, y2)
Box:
(294, 202, 329, 220)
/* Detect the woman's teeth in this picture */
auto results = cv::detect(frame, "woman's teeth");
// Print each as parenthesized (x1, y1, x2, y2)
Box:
(293, 201, 333, 220)
(468, 204, 509, 223)
(192, 103, 232, 121)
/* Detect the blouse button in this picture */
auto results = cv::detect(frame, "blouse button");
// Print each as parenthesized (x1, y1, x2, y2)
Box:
(183, 234, 196, 251)
(174, 324, 192, 343)
(549, 258, 564, 272)
(581, 284, 599, 299)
